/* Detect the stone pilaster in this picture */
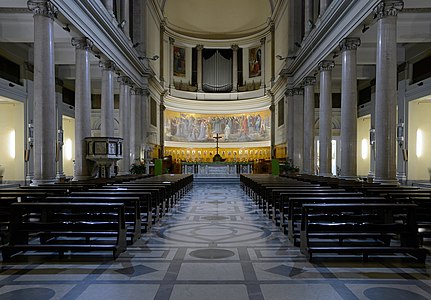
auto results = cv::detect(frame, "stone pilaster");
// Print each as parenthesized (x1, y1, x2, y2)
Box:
(303, 76, 316, 175)
(72, 37, 93, 180)
(304, 0, 313, 38)
(99, 59, 115, 137)
(340, 38, 361, 179)
(101, 0, 114, 18)
(169, 37, 175, 89)
(196, 45, 204, 92)
(130, 88, 141, 162)
(260, 37, 266, 89)
(293, 88, 304, 170)
(373, 0, 403, 185)
(231, 44, 239, 92)
(120, 0, 130, 38)
(318, 60, 335, 177)
(286, 89, 295, 160)
(28, 0, 57, 185)
(320, 0, 330, 17)
(118, 76, 132, 175)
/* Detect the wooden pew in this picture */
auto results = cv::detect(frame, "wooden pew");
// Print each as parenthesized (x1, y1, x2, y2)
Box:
(2, 202, 127, 260)
(42, 196, 141, 244)
(300, 203, 427, 262)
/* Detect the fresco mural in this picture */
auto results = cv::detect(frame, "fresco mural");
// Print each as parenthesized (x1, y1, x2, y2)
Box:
(173, 46, 186, 77)
(164, 110, 271, 143)
(249, 46, 261, 78)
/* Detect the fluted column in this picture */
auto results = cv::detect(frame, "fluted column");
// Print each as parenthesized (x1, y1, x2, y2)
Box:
(99, 60, 115, 137)
(286, 89, 295, 160)
(303, 76, 316, 175)
(28, 0, 57, 185)
(374, 0, 403, 185)
(232, 44, 239, 92)
(130, 88, 141, 162)
(101, 0, 114, 18)
(72, 37, 92, 180)
(318, 60, 334, 176)
(120, 0, 130, 38)
(304, 0, 314, 38)
(118, 77, 131, 175)
(340, 38, 361, 179)
(169, 37, 175, 89)
(293, 88, 304, 170)
(196, 45, 204, 92)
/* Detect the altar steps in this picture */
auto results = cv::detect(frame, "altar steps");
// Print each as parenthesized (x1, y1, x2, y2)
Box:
(193, 177, 240, 184)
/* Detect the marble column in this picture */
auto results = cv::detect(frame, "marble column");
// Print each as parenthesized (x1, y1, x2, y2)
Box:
(368, 86, 376, 181)
(270, 100, 276, 158)
(374, 0, 403, 185)
(28, 0, 57, 185)
(169, 37, 175, 89)
(120, 0, 130, 38)
(304, 0, 314, 38)
(118, 77, 131, 175)
(232, 44, 239, 92)
(101, 0, 114, 17)
(396, 78, 407, 182)
(99, 60, 115, 137)
(141, 89, 149, 158)
(340, 38, 361, 179)
(318, 60, 335, 177)
(196, 45, 203, 92)
(260, 38, 266, 89)
(130, 88, 142, 162)
(72, 37, 92, 181)
(159, 22, 165, 84)
(293, 88, 304, 170)
(303, 76, 316, 175)
(286, 89, 295, 160)
(160, 94, 166, 157)
(55, 94, 65, 181)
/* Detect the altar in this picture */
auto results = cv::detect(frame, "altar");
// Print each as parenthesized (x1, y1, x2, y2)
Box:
(181, 162, 253, 178)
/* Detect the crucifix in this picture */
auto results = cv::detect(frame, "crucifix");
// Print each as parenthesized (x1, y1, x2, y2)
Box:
(213, 133, 222, 155)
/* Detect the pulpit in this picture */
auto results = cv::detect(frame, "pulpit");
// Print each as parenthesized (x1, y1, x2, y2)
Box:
(85, 137, 123, 178)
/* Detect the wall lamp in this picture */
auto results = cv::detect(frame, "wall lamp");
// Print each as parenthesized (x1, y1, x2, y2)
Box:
(307, 19, 315, 30)
(132, 42, 140, 48)
(62, 24, 70, 32)
(294, 42, 302, 48)
(276, 55, 297, 61)
(138, 55, 159, 61)
(332, 52, 339, 59)
(361, 24, 370, 33)
(118, 20, 127, 29)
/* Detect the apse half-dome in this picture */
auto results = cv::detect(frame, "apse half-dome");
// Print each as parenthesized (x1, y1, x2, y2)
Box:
(163, 0, 273, 38)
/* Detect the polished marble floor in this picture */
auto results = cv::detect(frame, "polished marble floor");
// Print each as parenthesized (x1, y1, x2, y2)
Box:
(1, 182, 431, 299)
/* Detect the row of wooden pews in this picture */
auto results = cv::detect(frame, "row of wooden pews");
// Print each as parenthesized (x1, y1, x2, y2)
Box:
(240, 174, 430, 262)
(0, 174, 193, 260)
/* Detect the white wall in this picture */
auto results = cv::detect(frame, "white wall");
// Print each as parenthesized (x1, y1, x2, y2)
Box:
(408, 100, 431, 181)
(0, 101, 24, 181)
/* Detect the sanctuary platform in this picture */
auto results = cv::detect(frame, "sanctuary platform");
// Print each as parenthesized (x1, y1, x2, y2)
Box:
(181, 162, 253, 178)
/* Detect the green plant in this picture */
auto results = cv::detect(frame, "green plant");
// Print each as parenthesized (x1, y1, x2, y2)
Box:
(283, 158, 300, 174)
(130, 161, 146, 174)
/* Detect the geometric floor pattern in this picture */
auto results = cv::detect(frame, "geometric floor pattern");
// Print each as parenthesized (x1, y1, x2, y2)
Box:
(1, 182, 431, 299)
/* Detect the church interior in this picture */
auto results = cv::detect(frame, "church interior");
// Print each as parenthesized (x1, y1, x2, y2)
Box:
(1, 0, 431, 299)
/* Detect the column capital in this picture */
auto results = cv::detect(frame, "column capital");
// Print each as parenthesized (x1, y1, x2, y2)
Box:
(373, 0, 404, 20)
(269, 20, 275, 33)
(260, 37, 266, 45)
(71, 37, 92, 50)
(285, 89, 295, 96)
(293, 87, 303, 95)
(169, 37, 175, 45)
(118, 76, 132, 86)
(131, 87, 149, 96)
(99, 59, 116, 71)
(231, 44, 239, 51)
(318, 60, 335, 71)
(196, 44, 204, 51)
(27, 0, 57, 19)
(160, 21, 166, 32)
(339, 38, 361, 52)
(303, 76, 316, 86)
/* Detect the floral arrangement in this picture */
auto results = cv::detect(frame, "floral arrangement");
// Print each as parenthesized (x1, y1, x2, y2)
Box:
(129, 160, 146, 174)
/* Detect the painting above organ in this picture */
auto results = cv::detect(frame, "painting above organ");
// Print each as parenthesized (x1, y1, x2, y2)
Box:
(164, 109, 271, 143)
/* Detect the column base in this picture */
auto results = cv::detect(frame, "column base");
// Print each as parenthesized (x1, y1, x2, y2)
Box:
(56, 172, 66, 181)
(118, 171, 130, 176)
(319, 172, 333, 177)
(72, 175, 93, 181)
(396, 172, 407, 182)
(339, 175, 359, 181)
(373, 177, 400, 186)
(30, 178, 57, 186)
